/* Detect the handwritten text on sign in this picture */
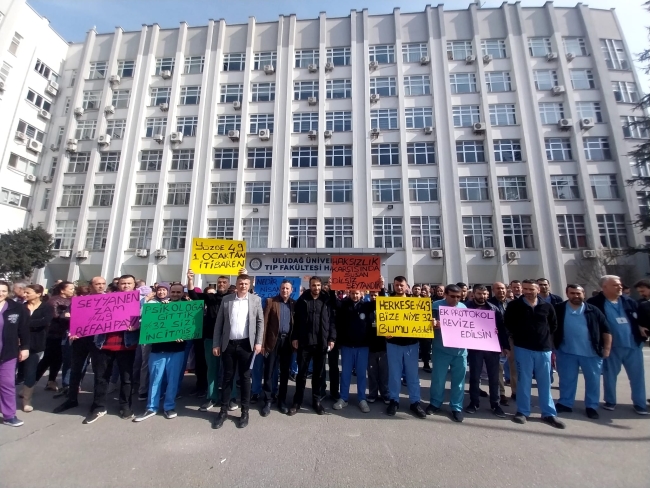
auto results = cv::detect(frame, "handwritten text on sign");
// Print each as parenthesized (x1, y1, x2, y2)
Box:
(140, 300, 204, 344)
(438, 306, 500, 352)
(376, 297, 434, 339)
(190, 238, 246, 275)
(331, 255, 382, 291)
(254, 276, 301, 308)
(70, 291, 141, 337)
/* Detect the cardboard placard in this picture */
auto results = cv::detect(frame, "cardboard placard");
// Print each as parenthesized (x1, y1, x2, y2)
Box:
(331, 255, 381, 291)
(190, 238, 246, 275)
(375, 296, 434, 338)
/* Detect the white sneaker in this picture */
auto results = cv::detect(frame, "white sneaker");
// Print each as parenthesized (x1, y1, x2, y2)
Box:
(332, 399, 348, 410)
(359, 400, 370, 413)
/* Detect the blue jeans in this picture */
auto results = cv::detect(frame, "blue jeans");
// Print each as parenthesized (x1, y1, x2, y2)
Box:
(386, 342, 420, 403)
(514, 347, 556, 417)
(340, 346, 369, 402)
(430, 349, 467, 412)
(147, 351, 185, 413)
(603, 346, 647, 409)
(556, 350, 602, 410)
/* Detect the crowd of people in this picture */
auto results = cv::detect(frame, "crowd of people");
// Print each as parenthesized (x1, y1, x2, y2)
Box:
(0, 271, 648, 430)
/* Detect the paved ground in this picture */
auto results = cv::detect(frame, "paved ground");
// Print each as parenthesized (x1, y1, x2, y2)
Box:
(1, 348, 649, 488)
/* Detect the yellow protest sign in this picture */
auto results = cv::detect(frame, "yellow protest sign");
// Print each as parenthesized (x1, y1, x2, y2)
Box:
(376, 296, 434, 339)
(190, 238, 246, 275)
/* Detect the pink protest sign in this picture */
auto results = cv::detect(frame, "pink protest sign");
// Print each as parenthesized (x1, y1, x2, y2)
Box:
(70, 291, 141, 337)
(438, 306, 501, 352)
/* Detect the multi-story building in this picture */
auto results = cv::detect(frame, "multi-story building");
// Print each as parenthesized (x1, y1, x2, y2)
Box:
(4, 2, 648, 290)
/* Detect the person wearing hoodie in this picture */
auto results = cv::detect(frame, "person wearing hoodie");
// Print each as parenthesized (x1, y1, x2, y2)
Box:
(288, 276, 335, 416)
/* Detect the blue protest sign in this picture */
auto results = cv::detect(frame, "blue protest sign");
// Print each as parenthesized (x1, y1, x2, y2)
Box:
(254, 276, 301, 307)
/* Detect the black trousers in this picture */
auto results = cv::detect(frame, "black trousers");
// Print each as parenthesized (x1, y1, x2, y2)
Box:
(420, 339, 432, 365)
(92, 349, 136, 412)
(193, 339, 208, 391)
(221, 339, 253, 410)
(67, 336, 100, 405)
(35, 336, 63, 383)
(468, 349, 500, 407)
(263, 334, 293, 404)
(293, 344, 326, 406)
(320, 344, 340, 399)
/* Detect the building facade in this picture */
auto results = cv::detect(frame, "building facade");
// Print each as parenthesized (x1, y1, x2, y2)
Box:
(1, 2, 648, 290)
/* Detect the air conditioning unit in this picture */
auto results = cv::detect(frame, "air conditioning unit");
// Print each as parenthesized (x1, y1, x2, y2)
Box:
(155, 249, 167, 258)
(580, 117, 595, 130)
(465, 55, 476, 64)
(160, 70, 172, 79)
(15, 131, 27, 141)
(42, 176, 52, 183)
(228, 129, 240, 141)
(551, 85, 566, 96)
(608, 248, 623, 257)
(566, 52, 576, 62)
(307, 63, 318, 73)
(370, 93, 380, 103)
(323, 130, 333, 139)
(0, 80, 5, 91)
(153, 133, 164, 143)
(159, 102, 169, 112)
(76, 250, 89, 259)
(546, 52, 558, 61)
(324, 62, 334, 72)
(135, 249, 148, 258)
(38, 109, 51, 120)
(104, 105, 115, 115)
(506, 251, 521, 260)
(48, 80, 59, 91)
(483, 54, 493, 64)
(370, 127, 380, 137)
(424, 126, 433, 135)
(258, 129, 270, 140)
(473, 122, 486, 133)
(557, 118, 573, 130)
(263, 65, 275, 75)
(50, 144, 59, 151)
(28, 139, 43, 153)
(66, 139, 78, 152)
(307, 96, 318, 106)
(59, 250, 71, 258)
(369, 60, 379, 70)
(45, 84, 57, 96)
(430, 249, 443, 259)
(170, 132, 183, 143)
(98, 134, 111, 146)
(308, 130, 318, 140)
(582, 249, 597, 259)
(24, 174, 36, 182)
(233, 100, 242, 110)
(109, 75, 121, 85)
(420, 56, 431, 65)
(74, 107, 84, 117)
(482, 249, 496, 258)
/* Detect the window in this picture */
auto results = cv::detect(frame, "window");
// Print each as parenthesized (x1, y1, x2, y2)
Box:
(456, 141, 485, 163)
(452, 105, 480, 127)
(601, 39, 629, 70)
(373, 217, 403, 248)
(372, 179, 401, 202)
(49, 157, 57, 178)
(162, 219, 187, 250)
(171, 149, 194, 170)
(325, 180, 352, 203)
(325, 218, 353, 248)
(214, 148, 239, 169)
(81, 90, 101, 110)
(244, 182, 271, 204)
(371, 143, 399, 166)
(408, 142, 436, 165)
(253, 52, 277, 70)
(597, 214, 628, 248)
(556, 215, 587, 249)
(140, 150, 163, 171)
(369, 45, 395, 64)
(26, 90, 52, 112)
(494, 139, 522, 162)
(403, 75, 431, 96)
(289, 218, 317, 248)
(326, 145, 352, 167)
(295, 49, 318, 68)
(528, 38, 552, 57)
(56, 127, 64, 147)
(220, 84, 243, 103)
(290, 181, 317, 203)
(92, 184, 114, 207)
(251, 82, 275, 102)
(293, 112, 318, 132)
(576, 102, 603, 123)
(0, 62, 11, 86)
(64, 97, 70, 114)
(34, 59, 58, 81)
(482, 39, 507, 58)
(485, 72, 511, 92)
(67, 153, 90, 173)
(539, 102, 564, 125)
(637, 192, 650, 216)
(463, 216, 493, 249)
(85, 220, 110, 250)
(326, 111, 352, 132)
(622, 116, 649, 139)
(17, 120, 44, 142)
(0, 188, 29, 209)
(184, 56, 204, 74)
(134, 184, 158, 206)
(111, 89, 130, 109)
(69, 70, 76, 87)
(180, 86, 201, 105)
(60, 185, 84, 207)
(613, 81, 639, 103)
(145, 117, 167, 138)
(370, 109, 398, 130)
(294, 81, 318, 100)
(210, 182, 236, 205)
(177, 116, 198, 136)
(129, 220, 154, 249)
(106, 119, 126, 139)
(502, 215, 534, 249)
(249, 114, 274, 133)
(8, 153, 38, 176)
(150, 87, 171, 106)
(54, 220, 77, 250)
(411, 217, 441, 249)
(155, 57, 175, 75)
(489, 104, 517, 126)
(550, 175, 580, 200)
(534, 70, 558, 90)
(370, 77, 396, 96)
(409, 178, 438, 202)
(405, 108, 433, 129)
(242, 218, 269, 248)
(326, 47, 351, 66)
(207, 219, 235, 239)
(326, 79, 351, 99)
(590, 174, 619, 199)
(247, 147, 272, 168)
(292, 147, 318, 167)
(584, 137, 611, 161)
(563, 38, 587, 56)
(447, 40, 473, 60)
(497, 176, 527, 201)
(75, 120, 97, 140)
(88, 61, 107, 79)
(117, 60, 135, 78)
(403, 43, 428, 63)
(459, 177, 489, 201)
(570, 69, 595, 90)
(223, 53, 246, 71)
(167, 183, 191, 205)
(450, 73, 477, 93)
(99, 152, 120, 172)
(545, 138, 572, 161)
(217, 115, 241, 135)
